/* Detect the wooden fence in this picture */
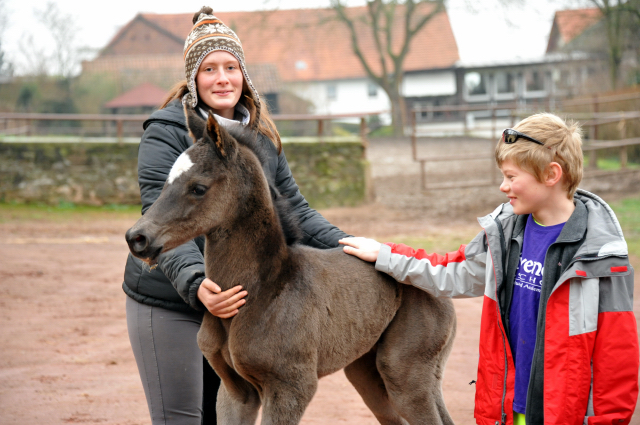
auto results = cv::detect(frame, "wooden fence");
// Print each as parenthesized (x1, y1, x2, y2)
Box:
(410, 92, 640, 190)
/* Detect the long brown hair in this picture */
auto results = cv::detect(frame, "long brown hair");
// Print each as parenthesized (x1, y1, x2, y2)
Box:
(160, 79, 282, 153)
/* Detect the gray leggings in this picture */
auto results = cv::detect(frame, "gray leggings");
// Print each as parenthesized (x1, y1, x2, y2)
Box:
(126, 296, 220, 425)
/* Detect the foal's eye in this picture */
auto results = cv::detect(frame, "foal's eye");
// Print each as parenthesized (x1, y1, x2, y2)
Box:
(191, 185, 208, 196)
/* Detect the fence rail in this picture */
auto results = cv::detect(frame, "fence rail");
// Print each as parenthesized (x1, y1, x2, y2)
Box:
(410, 91, 640, 191)
(0, 111, 381, 144)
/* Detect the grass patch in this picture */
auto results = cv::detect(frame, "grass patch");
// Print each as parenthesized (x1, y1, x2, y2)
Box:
(0, 201, 141, 223)
(584, 156, 640, 171)
(387, 193, 640, 258)
(610, 195, 640, 258)
(391, 232, 477, 255)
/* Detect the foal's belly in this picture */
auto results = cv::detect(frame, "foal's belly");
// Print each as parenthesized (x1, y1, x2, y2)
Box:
(301, 248, 402, 376)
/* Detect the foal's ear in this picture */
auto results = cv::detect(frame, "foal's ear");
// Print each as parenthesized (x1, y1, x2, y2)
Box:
(206, 112, 236, 161)
(184, 105, 206, 144)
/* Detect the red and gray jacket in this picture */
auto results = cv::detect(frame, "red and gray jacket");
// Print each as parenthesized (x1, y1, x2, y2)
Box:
(376, 189, 638, 425)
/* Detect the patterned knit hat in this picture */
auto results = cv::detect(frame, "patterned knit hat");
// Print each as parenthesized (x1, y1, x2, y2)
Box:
(182, 7, 260, 109)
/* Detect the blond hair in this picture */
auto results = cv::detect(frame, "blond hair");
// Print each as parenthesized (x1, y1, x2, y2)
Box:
(495, 113, 583, 199)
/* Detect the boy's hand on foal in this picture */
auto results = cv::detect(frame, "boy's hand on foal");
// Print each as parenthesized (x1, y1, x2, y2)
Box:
(339, 237, 381, 263)
(198, 278, 247, 319)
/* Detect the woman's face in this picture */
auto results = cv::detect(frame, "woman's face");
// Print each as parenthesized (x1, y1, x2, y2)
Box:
(196, 51, 244, 119)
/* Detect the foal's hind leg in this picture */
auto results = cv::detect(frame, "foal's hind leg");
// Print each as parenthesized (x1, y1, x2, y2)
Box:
(344, 349, 408, 425)
(377, 288, 456, 425)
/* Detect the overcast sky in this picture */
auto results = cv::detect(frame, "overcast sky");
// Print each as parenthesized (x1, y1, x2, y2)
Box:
(2, 0, 588, 75)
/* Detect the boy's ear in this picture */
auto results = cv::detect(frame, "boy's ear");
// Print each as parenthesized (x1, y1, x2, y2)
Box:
(184, 105, 206, 144)
(206, 112, 237, 161)
(545, 162, 564, 186)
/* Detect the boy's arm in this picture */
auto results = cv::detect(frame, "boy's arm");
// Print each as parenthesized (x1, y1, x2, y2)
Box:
(341, 232, 488, 298)
(589, 272, 639, 423)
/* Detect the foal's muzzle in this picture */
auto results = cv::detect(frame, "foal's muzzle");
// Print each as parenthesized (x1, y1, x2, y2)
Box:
(125, 227, 163, 264)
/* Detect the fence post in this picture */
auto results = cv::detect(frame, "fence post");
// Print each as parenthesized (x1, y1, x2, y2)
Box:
(592, 94, 599, 140)
(317, 119, 324, 143)
(491, 106, 496, 141)
(619, 119, 627, 169)
(411, 110, 417, 161)
(116, 119, 124, 145)
(490, 139, 497, 185)
(360, 116, 374, 203)
(420, 159, 427, 191)
(589, 148, 598, 170)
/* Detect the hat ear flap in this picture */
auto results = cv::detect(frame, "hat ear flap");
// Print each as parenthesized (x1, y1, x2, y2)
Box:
(184, 105, 206, 144)
(206, 112, 237, 161)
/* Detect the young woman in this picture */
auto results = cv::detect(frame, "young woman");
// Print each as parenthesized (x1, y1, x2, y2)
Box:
(122, 7, 349, 424)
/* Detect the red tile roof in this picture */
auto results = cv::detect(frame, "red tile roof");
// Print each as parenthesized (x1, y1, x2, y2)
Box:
(554, 8, 601, 45)
(104, 82, 167, 108)
(133, 5, 459, 82)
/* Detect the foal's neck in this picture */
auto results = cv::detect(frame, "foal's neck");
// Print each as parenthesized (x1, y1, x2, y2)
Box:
(204, 194, 289, 293)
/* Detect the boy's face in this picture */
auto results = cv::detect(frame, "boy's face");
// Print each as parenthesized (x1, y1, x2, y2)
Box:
(499, 159, 552, 216)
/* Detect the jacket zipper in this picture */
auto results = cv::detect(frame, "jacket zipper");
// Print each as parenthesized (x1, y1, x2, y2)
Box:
(498, 300, 509, 425)
(488, 220, 510, 425)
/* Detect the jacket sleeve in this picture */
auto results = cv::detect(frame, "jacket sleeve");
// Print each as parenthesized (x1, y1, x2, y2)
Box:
(275, 147, 350, 248)
(589, 271, 639, 424)
(137, 121, 206, 311)
(374, 230, 488, 298)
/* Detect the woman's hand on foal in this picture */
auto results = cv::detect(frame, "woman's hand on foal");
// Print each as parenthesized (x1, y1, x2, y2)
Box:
(198, 278, 247, 319)
(339, 237, 382, 263)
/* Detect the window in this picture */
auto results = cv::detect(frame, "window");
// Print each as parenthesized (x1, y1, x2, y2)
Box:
(367, 82, 378, 98)
(526, 70, 544, 92)
(465, 72, 487, 96)
(327, 84, 337, 101)
(496, 72, 515, 94)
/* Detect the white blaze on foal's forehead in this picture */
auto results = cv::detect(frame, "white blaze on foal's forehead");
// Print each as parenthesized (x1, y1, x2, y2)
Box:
(167, 152, 194, 184)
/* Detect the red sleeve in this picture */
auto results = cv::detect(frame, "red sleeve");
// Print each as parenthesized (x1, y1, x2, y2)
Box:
(386, 242, 467, 267)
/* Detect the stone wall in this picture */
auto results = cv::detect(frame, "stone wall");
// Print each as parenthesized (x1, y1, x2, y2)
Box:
(0, 141, 367, 209)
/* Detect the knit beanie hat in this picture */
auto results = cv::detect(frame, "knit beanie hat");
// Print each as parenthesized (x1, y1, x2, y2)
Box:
(182, 7, 260, 109)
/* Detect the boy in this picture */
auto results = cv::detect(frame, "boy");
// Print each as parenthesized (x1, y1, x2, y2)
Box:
(340, 113, 638, 425)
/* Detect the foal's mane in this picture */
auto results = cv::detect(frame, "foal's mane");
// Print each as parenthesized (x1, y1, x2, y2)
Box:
(225, 126, 302, 246)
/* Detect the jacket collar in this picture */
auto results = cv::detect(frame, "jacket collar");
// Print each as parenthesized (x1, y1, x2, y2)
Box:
(556, 198, 587, 244)
(480, 189, 627, 259)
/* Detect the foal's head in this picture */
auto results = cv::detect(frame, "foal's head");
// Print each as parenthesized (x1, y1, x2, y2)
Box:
(126, 108, 275, 265)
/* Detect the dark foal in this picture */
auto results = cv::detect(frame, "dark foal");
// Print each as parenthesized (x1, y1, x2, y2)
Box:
(126, 108, 457, 425)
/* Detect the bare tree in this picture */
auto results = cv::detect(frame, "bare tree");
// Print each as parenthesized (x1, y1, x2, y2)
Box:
(331, 0, 445, 135)
(0, 0, 13, 81)
(36, 2, 80, 79)
(582, 0, 639, 88)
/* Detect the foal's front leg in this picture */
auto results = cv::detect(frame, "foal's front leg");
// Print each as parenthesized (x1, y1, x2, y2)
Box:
(216, 376, 261, 425)
(259, 371, 318, 425)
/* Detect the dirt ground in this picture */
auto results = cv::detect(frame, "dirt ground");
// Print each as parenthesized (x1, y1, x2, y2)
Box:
(1, 136, 640, 424)
(1, 202, 639, 425)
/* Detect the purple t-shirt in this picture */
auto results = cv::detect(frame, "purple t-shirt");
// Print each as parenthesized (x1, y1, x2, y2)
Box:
(509, 214, 565, 414)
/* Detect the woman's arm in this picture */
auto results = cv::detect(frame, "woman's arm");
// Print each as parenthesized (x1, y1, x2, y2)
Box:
(274, 148, 350, 248)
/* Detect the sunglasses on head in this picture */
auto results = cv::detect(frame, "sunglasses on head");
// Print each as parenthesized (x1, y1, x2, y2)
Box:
(501, 128, 545, 146)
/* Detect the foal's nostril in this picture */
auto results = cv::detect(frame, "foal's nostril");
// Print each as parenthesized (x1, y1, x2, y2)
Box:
(132, 234, 148, 252)
(126, 228, 149, 253)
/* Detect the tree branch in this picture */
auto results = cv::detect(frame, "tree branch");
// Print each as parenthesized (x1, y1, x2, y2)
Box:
(331, 0, 386, 88)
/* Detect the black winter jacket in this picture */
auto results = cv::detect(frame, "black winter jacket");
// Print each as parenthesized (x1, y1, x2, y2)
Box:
(122, 100, 349, 312)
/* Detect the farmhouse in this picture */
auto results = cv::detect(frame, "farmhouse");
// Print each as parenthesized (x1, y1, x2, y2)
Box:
(82, 5, 460, 119)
